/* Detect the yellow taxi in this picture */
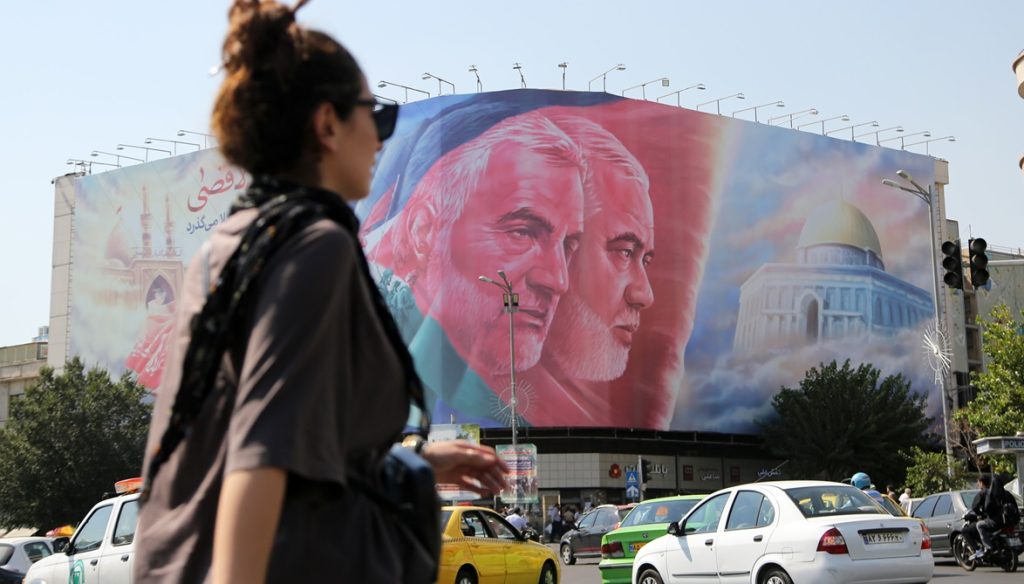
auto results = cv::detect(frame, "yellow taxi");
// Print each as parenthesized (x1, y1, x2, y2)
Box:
(439, 505, 559, 584)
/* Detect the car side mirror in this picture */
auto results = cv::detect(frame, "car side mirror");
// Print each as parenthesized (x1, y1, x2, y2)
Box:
(53, 537, 70, 554)
(667, 521, 681, 536)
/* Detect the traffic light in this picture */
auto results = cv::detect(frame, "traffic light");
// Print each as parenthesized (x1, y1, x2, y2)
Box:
(968, 238, 990, 288)
(940, 240, 963, 289)
(640, 458, 653, 484)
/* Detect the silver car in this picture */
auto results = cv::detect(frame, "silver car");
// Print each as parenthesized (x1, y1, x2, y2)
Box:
(0, 537, 53, 581)
(911, 489, 980, 558)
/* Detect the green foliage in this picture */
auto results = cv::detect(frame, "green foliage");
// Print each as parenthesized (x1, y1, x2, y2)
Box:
(954, 304, 1024, 475)
(903, 446, 969, 494)
(0, 358, 152, 530)
(760, 359, 932, 487)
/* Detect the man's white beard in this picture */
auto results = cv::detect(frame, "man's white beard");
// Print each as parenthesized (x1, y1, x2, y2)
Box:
(431, 253, 542, 376)
(548, 293, 629, 381)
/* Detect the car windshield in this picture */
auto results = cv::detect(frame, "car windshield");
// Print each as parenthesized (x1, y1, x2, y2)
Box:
(440, 510, 453, 535)
(0, 544, 12, 565)
(875, 495, 903, 516)
(621, 499, 699, 527)
(785, 485, 886, 518)
(958, 490, 980, 508)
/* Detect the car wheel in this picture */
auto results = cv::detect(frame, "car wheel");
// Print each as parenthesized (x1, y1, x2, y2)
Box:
(560, 543, 576, 565)
(455, 567, 477, 584)
(760, 567, 793, 584)
(538, 561, 557, 584)
(951, 533, 976, 571)
(637, 568, 663, 584)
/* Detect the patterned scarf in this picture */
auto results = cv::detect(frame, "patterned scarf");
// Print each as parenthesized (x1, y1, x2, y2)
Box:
(142, 176, 428, 500)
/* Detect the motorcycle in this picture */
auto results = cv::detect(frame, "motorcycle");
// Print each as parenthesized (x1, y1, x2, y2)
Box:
(952, 511, 1024, 573)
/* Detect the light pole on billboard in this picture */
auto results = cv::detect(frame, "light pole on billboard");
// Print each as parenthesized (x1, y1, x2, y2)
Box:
(468, 65, 483, 92)
(732, 100, 785, 123)
(902, 135, 956, 155)
(621, 77, 670, 100)
(66, 158, 117, 174)
(512, 63, 527, 88)
(91, 150, 143, 167)
(768, 108, 818, 128)
(696, 92, 745, 115)
(798, 114, 850, 134)
(117, 144, 171, 162)
(478, 271, 519, 449)
(422, 72, 455, 95)
(588, 63, 626, 92)
(828, 120, 879, 140)
(855, 125, 902, 146)
(882, 170, 953, 478)
(656, 83, 706, 107)
(176, 130, 216, 149)
(880, 130, 931, 150)
(558, 62, 568, 90)
(145, 137, 201, 155)
(376, 81, 430, 104)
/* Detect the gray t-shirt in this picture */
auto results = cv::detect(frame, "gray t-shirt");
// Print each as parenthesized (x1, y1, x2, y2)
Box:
(134, 209, 408, 582)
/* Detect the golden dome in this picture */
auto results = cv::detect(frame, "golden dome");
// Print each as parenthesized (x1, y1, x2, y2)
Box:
(796, 199, 882, 259)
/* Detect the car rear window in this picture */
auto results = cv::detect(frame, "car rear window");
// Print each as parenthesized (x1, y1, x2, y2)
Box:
(0, 544, 12, 565)
(621, 499, 699, 527)
(785, 485, 885, 518)
(958, 490, 980, 508)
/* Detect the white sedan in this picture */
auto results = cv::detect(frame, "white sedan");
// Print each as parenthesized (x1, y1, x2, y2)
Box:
(632, 480, 933, 584)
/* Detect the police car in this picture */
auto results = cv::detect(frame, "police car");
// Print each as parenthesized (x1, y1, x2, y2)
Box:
(24, 479, 140, 584)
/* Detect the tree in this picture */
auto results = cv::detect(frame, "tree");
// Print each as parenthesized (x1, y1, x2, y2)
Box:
(759, 359, 932, 487)
(954, 303, 1024, 474)
(0, 358, 152, 530)
(903, 446, 969, 494)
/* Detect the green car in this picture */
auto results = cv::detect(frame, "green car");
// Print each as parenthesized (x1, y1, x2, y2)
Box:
(597, 495, 705, 584)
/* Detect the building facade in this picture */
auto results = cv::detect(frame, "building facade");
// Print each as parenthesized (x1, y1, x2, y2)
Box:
(0, 338, 48, 428)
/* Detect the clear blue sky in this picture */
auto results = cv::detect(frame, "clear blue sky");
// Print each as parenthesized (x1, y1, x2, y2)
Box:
(1, 0, 1022, 347)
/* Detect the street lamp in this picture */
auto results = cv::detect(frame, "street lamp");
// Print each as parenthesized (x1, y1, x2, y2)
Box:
(422, 72, 455, 95)
(798, 114, 850, 134)
(588, 63, 626, 92)
(468, 65, 483, 92)
(377, 80, 431, 103)
(558, 62, 568, 90)
(117, 143, 171, 162)
(854, 125, 901, 145)
(512, 63, 526, 88)
(829, 120, 878, 140)
(478, 271, 520, 448)
(656, 83, 706, 107)
(880, 130, 931, 150)
(621, 77, 670, 100)
(177, 130, 215, 149)
(903, 135, 956, 155)
(768, 108, 818, 128)
(696, 92, 744, 115)
(732, 100, 785, 123)
(91, 150, 143, 166)
(145, 137, 201, 155)
(881, 170, 953, 478)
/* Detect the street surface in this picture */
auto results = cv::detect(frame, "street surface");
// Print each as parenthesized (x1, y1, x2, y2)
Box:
(556, 553, 1022, 584)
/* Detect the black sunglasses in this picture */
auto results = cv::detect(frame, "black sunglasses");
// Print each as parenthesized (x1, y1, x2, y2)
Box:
(354, 99, 399, 142)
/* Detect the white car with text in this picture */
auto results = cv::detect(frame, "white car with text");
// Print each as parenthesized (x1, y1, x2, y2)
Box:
(632, 480, 933, 584)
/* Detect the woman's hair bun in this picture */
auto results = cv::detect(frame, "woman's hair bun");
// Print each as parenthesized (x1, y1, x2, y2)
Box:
(222, 0, 310, 77)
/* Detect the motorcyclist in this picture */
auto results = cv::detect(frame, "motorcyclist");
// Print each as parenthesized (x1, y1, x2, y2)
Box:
(849, 472, 883, 499)
(961, 474, 1005, 561)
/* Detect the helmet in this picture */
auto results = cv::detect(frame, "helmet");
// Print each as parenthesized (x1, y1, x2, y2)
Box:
(851, 472, 872, 490)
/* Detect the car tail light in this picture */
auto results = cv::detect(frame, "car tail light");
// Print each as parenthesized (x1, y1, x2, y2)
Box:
(601, 541, 624, 559)
(920, 524, 931, 550)
(816, 528, 848, 555)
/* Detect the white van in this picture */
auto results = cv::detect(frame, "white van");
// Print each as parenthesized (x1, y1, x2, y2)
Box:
(24, 480, 139, 584)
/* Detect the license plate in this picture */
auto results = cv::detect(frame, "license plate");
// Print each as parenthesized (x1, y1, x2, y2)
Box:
(862, 531, 904, 545)
(630, 542, 647, 552)
(1008, 537, 1022, 547)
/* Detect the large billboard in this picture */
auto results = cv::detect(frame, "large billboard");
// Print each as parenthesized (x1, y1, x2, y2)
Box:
(62, 89, 937, 433)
